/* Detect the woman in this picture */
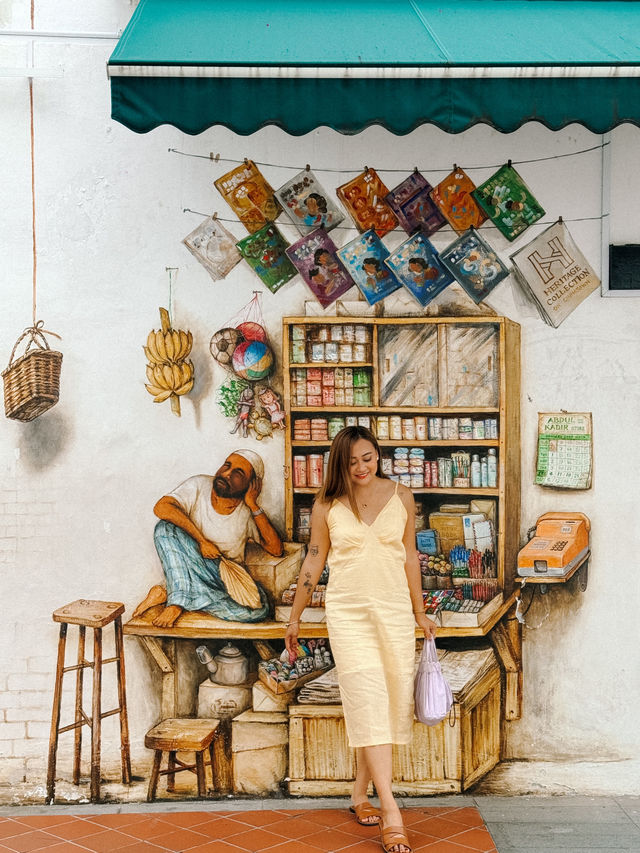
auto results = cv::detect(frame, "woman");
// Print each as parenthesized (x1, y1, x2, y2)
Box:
(285, 426, 437, 853)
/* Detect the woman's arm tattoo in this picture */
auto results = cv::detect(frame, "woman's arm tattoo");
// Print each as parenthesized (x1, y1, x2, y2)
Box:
(310, 545, 318, 556)
(302, 570, 313, 595)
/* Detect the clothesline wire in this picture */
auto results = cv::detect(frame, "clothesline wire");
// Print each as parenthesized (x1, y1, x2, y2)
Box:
(169, 140, 608, 175)
(182, 207, 608, 235)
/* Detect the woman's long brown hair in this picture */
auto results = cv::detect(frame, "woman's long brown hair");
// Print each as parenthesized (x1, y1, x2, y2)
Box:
(316, 426, 387, 521)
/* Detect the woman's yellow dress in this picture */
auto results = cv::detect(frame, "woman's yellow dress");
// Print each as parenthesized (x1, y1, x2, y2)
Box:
(325, 485, 415, 747)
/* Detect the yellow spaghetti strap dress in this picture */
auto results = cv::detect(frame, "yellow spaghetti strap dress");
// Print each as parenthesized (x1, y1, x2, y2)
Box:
(325, 483, 415, 747)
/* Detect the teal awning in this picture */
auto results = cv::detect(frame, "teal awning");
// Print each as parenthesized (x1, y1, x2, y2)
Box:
(108, 0, 640, 135)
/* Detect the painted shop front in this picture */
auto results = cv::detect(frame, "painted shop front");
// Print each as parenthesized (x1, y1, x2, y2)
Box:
(2, 0, 640, 804)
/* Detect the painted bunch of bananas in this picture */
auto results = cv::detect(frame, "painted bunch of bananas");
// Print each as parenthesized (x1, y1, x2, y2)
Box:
(144, 328, 194, 404)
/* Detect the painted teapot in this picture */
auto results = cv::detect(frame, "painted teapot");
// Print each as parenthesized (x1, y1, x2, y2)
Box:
(196, 642, 249, 685)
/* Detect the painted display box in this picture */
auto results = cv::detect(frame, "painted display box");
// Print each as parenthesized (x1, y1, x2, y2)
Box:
(287, 659, 501, 796)
(231, 710, 289, 795)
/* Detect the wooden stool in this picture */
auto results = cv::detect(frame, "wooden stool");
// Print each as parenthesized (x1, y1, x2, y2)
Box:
(46, 599, 131, 804)
(145, 718, 220, 801)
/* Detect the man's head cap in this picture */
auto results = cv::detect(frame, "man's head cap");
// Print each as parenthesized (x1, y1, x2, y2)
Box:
(230, 449, 264, 480)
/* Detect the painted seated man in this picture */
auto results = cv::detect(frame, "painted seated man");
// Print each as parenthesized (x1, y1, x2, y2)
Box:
(133, 449, 283, 627)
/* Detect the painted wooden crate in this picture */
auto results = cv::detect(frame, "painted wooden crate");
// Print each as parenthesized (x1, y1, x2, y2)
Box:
(288, 662, 500, 796)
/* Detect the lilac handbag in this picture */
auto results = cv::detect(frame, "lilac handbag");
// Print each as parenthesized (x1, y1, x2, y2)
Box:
(414, 638, 453, 726)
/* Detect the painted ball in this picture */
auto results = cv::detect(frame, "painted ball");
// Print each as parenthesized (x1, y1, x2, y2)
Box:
(210, 327, 244, 365)
(236, 321, 267, 343)
(232, 340, 274, 380)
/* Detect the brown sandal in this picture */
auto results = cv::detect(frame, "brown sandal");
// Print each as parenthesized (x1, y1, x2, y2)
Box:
(349, 801, 381, 825)
(379, 823, 412, 853)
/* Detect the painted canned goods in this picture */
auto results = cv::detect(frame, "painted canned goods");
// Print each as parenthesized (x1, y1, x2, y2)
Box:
(328, 417, 346, 439)
(293, 455, 307, 487)
(307, 454, 324, 487)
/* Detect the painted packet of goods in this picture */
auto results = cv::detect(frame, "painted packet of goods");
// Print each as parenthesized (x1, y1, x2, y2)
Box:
(430, 168, 487, 234)
(385, 171, 446, 236)
(286, 229, 355, 308)
(214, 160, 281, 234)
(439, 227, 510, 304)
(182, 215, 241, 281)
(336, 168, 398, 237)
(338, 230, 402, 306)
(236, 223, 297, 293)
(471, 163, 545, 242)
(385, 231, 454, 307)
(276, 168, 345, 235)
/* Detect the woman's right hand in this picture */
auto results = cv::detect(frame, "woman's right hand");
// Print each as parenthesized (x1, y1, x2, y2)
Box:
(284, 622, 300, 663)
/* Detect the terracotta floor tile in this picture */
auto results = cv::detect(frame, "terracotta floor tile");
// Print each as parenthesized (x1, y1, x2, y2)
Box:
(219, 811, 282, 828)
(42, 821, 97, 842)
(445, 808, 485, 829)
(77, 829, 147, 852)
(224, 827, 287, 851)
(298, 827, 371, 851)
(13, 844, 85, 853)
(259, 842, 327, 853)
(14, 816, 79, 829)
(85, 813, 168, 829)
(115, 818, 180, 842)
(196, 816, 251, 839)
(422, 841, 483, 853)
(187, 843, 251, 853)
(1, 830, 66, 852)
(412, 816, 473, 839)
(266, 816, 328, 838)
(301, 809, 350, 828)
(0, 824, 29, 842)
(104, 843, 173, 853)
(153, 828, 211, 851)
(446, 827, 495, 851)
(154, 812, 214, 829)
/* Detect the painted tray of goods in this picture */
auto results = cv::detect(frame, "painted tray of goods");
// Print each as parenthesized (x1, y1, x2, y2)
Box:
(258, 639, 334, 694)
(258, 662, 333, 694)
(439, 592, 504, 628)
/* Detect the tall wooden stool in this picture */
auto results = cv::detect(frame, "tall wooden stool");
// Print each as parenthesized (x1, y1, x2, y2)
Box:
(46, 599, 131, 804)
(145, 718, 220, 801)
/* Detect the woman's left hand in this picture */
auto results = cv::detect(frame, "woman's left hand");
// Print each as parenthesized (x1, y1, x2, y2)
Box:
(415, 612, 437, 639)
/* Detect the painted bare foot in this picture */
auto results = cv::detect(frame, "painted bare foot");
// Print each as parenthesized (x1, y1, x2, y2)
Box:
(132, 585, 167, 618)
(152, 604, 183, 627)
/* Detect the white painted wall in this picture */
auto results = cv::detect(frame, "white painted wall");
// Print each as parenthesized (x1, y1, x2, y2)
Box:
(1, 0, 640, 791)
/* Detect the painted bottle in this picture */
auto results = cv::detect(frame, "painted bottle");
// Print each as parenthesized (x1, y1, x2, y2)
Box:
(480, 456, 488, 488)
(487, 448, 498, 488)
(470, 454, 481, 488)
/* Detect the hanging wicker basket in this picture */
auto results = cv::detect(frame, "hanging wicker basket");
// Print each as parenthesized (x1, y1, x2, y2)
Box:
(2, 323, 63, 422)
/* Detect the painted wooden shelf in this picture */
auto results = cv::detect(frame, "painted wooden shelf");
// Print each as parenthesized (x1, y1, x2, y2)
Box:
(290, 406, 500, 414)
(289, 362, 373, 369)
(292, 486, 500, 496)
(291, 439, 500, 447)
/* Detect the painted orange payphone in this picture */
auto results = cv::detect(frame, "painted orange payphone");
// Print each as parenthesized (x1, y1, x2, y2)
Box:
(517, 512, 590, 578)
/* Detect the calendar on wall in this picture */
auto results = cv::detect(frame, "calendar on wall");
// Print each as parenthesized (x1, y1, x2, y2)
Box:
(535, 412, 593, 489)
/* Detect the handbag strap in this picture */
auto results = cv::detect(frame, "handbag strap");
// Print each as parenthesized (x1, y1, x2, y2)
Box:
(8, 320, 61, 366)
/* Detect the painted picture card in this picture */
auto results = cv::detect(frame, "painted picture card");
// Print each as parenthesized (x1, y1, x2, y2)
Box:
(430, 168, 487, 234)
(182, 215, 241, 282)
(214, 160, 281, 234)
(336, 168, 398, 237)
(472, 164, 545, 241)
(385, 171, 446, 236)
(286, 229, 355, 308)
(236, 223, 297, 293)
(276, 169, 345, 235)
(337, 230, 402, 305)
(385, 232, 454, 307)
(439, 227, 510, 304)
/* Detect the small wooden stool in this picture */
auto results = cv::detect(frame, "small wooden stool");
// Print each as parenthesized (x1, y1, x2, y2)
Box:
(145, 718, 220, 801)
(46, 599, 131, 804)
